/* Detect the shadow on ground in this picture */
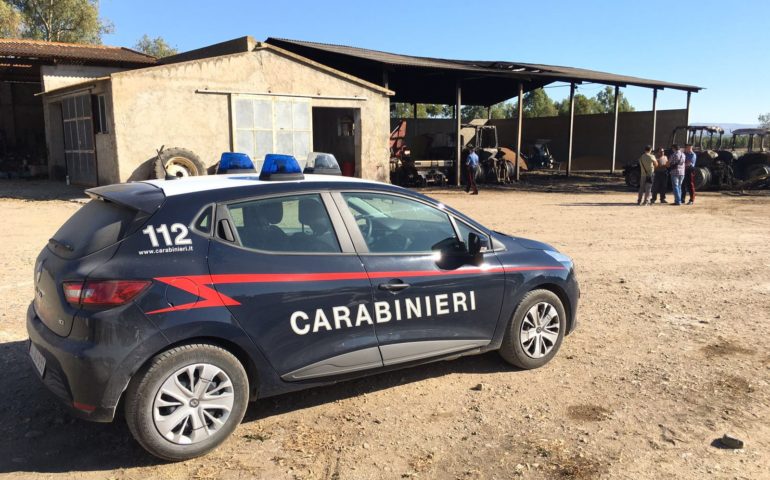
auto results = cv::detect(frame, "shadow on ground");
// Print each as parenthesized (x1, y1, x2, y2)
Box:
(419, 172, 632, 195)
(0, 180, 88, 201)
(0, 339, 512, 474)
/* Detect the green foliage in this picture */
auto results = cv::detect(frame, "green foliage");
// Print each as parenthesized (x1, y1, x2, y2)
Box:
(0, 1, 22, 37)
(4, 0, 113, 44)
(759, 113, 770, 129)
(389, 86, 637, 121)
(134, 34, 178, 58)
(555, 94, 602, 116)
(523, 88, 557, 118)
(595, 86, 635, 113)
(724, 134, 748, 148)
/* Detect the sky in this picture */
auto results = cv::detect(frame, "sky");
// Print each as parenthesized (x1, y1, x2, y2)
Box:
(101, 0, 769, 125)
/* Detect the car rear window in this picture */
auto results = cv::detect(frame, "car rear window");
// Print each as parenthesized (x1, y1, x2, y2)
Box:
(49, 199, 145, 259)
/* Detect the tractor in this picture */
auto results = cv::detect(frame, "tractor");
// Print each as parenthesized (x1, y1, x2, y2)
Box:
(624, 125, 735, 190)
(730, 128, 770, 181)
(462, 123, 515, 184)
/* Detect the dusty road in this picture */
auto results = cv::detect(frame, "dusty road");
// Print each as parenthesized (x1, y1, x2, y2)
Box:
(0, 179, 768, 479)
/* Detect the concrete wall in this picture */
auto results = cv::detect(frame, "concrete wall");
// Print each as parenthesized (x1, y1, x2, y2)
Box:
(108, 48, 391, 183)
(491, 109, 687, 170)
(41, 64, 124, 92)
(391, 109, 687, 170)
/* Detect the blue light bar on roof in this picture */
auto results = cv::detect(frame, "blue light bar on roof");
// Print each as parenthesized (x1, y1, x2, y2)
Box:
(259, 153, 304, 181)
(217, 152, 256, 174)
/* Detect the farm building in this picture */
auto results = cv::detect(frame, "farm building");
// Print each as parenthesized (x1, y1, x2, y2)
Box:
(37, 37, 392, 185)
(2, 36, 701, 186)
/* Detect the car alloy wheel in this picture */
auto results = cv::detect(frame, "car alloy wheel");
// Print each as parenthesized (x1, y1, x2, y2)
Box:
(153, 363, 235, 445)
(519, 302, 560, 359)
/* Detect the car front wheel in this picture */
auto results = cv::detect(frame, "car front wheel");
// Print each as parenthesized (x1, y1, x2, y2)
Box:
(125, 343, 249, 461)
(499, 289, 566, 369)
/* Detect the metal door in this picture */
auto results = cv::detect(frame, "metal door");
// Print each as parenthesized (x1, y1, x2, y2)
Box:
(208, 192, 382, 381)
(62, 95, 97, 186)
(334, 191, 507, 366)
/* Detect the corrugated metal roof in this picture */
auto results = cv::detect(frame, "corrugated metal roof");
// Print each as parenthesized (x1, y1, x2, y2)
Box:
(0, 38, 156, 66)
(267, 38, 701, 93)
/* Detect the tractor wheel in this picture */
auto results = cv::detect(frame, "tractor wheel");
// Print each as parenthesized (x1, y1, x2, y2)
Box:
(625, 169, 640, 189)
(156, 148, 206, 179)
(746, 164, 770, 180)
(694, 167, 711, 190)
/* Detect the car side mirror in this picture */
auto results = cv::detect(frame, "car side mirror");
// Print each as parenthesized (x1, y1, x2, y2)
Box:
(467, 232, 482, 256)
(433, 235, 482, 270)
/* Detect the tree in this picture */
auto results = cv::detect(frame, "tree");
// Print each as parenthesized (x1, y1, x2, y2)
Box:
(555, 94, 603, 116)
(134, 34, 178, 58)
(759, 113, 770, 129)
(595, 86, 635, 113)
(0, 1, 22, 37)
(523, 88, 558, 118)
(461, 105, 489, 122)
(390, 103, 455, 119)
(5, 0, 113, 44)
(490, 101, 517, 119)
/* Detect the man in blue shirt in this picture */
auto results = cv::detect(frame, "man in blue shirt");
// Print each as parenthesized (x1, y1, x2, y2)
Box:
(682, 143, 697, 205)
(465, 148, 479, 195)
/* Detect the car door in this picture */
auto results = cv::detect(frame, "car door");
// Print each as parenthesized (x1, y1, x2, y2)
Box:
(332, 191, 506, 366)
(208, 191, 382, 381)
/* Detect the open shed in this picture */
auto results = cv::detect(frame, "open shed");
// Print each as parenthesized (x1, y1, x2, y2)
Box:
(0, 38, 155, 178)
(266, 38, 702, 182)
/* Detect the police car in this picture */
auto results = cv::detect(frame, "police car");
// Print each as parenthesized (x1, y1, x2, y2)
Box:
(27, 154, 579, 461)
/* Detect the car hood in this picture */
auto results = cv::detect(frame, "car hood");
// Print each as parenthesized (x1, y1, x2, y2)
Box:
(492, 231, 557, 252)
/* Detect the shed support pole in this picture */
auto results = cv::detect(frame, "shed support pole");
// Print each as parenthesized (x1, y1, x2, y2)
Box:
(651, 88, 658, 148)
(567, 82, 575, 177)
(455, 81, 462, 186)
(515, 82, 524, 182)
(611, 85, 620, 174)
(487, 106, 492, 120)
(685, 91, 691, 128)
(413, 103, 417, 119)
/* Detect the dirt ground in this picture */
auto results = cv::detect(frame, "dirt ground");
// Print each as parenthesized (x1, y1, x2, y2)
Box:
(0, 178, 768, 480)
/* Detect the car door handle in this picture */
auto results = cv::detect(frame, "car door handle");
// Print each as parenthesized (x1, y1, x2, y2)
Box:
(378, 281, 410, 292)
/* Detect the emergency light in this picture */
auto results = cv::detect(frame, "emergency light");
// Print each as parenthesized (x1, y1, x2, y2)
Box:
(217, 152, 256, 174)
(259, 154, 304, 181)
(304, 152, 341, 175)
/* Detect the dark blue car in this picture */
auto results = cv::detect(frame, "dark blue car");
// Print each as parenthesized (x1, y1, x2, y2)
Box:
(27, 156, 579, 460)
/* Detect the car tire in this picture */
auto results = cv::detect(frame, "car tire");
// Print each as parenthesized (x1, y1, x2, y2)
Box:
(499, 289, 566, 369)
(124, 343, 249, 461)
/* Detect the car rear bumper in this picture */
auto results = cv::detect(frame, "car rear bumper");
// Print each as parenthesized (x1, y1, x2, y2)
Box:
(26, 304, 117, 422)
(25, 302, 168, 423)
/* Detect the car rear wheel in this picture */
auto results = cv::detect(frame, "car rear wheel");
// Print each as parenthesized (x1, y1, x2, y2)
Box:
(125, 344, 249, 461)
(499, 289, 566, 369)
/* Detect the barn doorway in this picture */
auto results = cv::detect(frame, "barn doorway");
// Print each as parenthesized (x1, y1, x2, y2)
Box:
(312, 107, 360, 177)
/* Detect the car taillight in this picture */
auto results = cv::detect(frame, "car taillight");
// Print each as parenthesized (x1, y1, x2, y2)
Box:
(63, 280, 150, 307)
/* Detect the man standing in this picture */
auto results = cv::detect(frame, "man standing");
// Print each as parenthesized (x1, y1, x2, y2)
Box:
(465, 148, 479, 195)
(668, 144, 686, 205)
(651, 147, 668, 204)
(636, 145, 658, 205)
(682, 144, 697, 205)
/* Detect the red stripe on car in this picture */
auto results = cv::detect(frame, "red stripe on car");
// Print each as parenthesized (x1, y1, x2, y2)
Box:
(146, 265, 564, 314)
